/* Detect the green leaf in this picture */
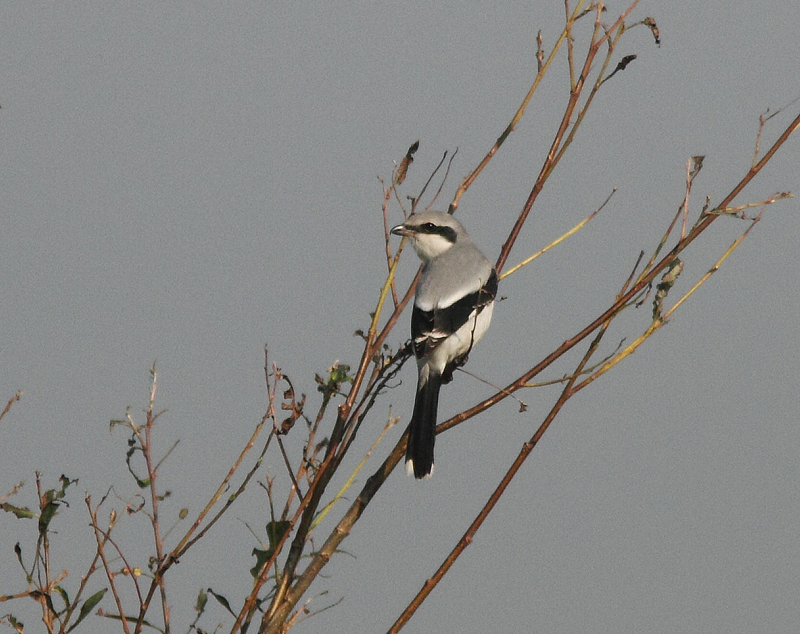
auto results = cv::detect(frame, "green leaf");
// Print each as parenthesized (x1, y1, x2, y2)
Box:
(67, 588, 106, 633)
(57, 474, 77, 497)
(100, 612, 155, 627)
(250, 548, 271, 579)
(206, 588, 235, 616)
(13, 542, 31, 581)
(1, 503, 36, 519)
(54, 585, 70, 610)
(316, 362, 353, 397)
(124, 435, 150, 488)
(249, 520, 291, 578)
(195, 588, 208, 614)
(43, 593, 58, 619)
(38, 502, 59, 534)
(4, 613, 24, 633)
(266, 520, 291, 550)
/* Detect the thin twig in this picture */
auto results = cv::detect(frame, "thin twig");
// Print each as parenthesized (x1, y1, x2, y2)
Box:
(449, 2, 581, 213)
(495, 0, 642, 274)
(499, 188, 614, 281)
(87, 496, 133, 634)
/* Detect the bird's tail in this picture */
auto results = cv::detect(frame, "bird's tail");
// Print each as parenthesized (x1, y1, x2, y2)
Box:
(406, 371, 442, 479)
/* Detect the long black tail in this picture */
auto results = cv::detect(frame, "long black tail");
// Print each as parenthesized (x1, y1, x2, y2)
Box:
(406, 371, 442, 479)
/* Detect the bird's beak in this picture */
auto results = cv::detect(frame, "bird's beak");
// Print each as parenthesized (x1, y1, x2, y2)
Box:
(391, 224, 411, 237)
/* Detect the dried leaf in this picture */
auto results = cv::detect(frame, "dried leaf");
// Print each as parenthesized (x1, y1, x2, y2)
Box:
(644, 17, 661, 46)
(394, 140, 419, 186)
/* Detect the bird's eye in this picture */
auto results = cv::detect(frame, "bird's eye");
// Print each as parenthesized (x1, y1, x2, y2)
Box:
(422, 222, 437, 231)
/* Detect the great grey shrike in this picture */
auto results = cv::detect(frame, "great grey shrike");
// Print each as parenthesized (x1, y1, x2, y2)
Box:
(391, 211, 497, 478)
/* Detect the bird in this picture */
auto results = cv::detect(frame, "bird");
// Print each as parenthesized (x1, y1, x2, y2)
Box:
(391, 211, 497, 478)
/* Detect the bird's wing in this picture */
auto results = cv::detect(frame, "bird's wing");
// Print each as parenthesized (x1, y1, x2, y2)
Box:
(412, 268, 497, 359)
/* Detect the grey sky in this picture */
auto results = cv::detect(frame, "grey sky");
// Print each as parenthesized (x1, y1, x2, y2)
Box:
(2, 2, 799, 633)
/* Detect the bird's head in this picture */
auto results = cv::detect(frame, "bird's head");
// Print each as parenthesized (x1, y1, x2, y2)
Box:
(390, 211, 467, 262)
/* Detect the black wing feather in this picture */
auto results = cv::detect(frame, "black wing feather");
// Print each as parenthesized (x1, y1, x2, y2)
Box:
(411, 269, 498, 359)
